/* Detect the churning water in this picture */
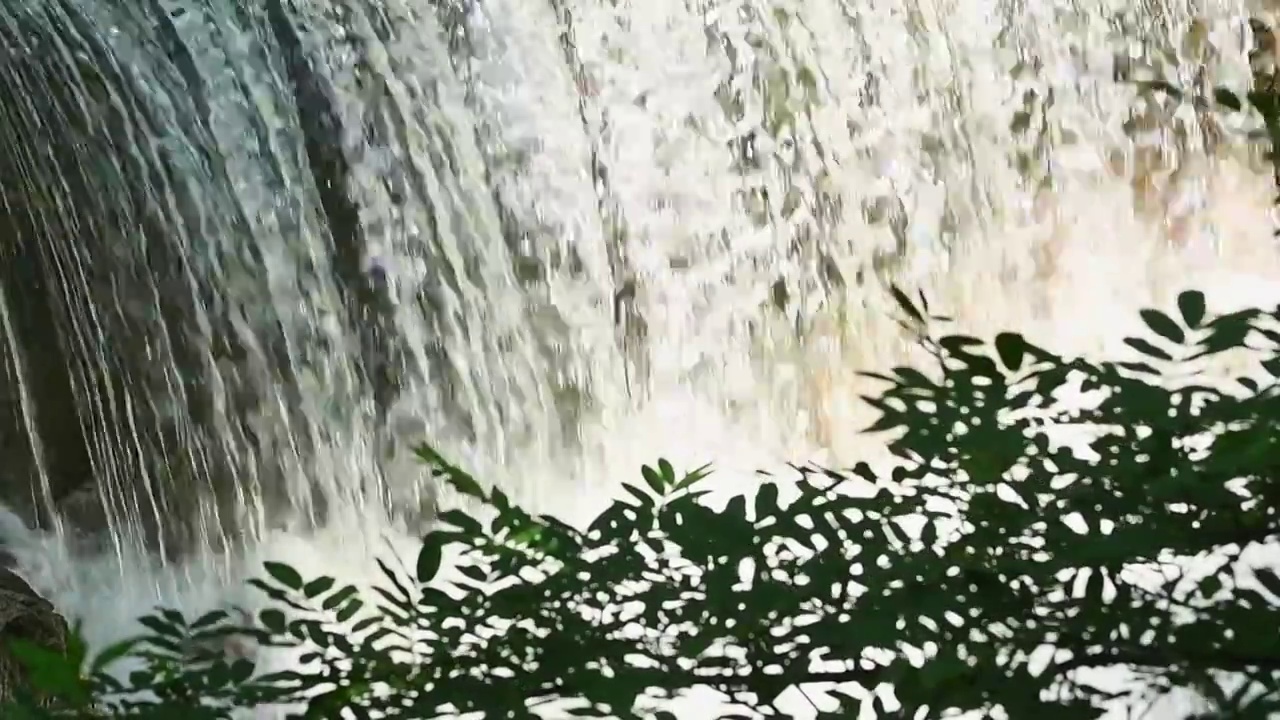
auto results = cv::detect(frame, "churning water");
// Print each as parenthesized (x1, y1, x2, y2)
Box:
(2, 0, 1280, 715)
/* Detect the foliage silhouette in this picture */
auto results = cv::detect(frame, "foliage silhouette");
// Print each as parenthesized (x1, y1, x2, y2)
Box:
(3, 288, 1280, 718)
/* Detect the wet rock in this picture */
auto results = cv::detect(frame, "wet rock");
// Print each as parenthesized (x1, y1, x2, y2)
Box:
(0, 568, 70, 708)
(264, 0, 405, 415)
(0, 234, 96, 533)
(0, 0, 252, 553)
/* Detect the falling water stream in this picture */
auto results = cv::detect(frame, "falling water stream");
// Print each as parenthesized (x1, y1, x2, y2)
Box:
(2, 0, 1280, 715)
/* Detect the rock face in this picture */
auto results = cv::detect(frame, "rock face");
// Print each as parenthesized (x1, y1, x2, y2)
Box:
(0, 568, 70, 708)
(0, 0, 257, 552)
(0, 0, 412, 555)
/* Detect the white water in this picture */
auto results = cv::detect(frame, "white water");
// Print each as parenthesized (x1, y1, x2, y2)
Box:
(4, 0, 1280, 716)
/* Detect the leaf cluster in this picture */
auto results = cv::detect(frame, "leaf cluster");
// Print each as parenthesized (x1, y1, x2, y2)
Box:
(4, 290, 1280, 719)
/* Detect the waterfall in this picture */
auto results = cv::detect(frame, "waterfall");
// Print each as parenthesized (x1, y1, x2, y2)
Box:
(2, 0, 1279, 715)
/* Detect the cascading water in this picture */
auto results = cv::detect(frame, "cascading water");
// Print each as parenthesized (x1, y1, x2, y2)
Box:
(2, 0, 1280, 715)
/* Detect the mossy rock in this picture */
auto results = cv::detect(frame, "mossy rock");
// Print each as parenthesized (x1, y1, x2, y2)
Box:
(0, 570, 70, 708)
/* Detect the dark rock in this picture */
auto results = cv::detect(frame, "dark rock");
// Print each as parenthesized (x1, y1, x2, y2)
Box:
(0, 0, 473, 555)
(264, 0, 406, 416)
(0, 0, 254, 552)
(0, 568, 70, 708)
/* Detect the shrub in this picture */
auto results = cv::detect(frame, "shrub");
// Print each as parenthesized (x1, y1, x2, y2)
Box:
(4, 288, 1280, 718)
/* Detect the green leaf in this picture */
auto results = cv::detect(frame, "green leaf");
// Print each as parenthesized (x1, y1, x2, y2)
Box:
(940, 335, 984, 354)
(622, 483, 656, 509)
(63, 621, 87, 673)
(642, 464, 665, 495)
(755, 482, 780, 520)
(1264, 357, 1280, 378)
(994, 332, 1026, 372)
(439, 509, 484, 535)
(458, 564, 490, 584)
(137, 615, 183, 638)
(229, 658, 255, 683)
(263, 561, 304, 591)
(6, 638, 89, 705)
(491, 487, 513, 513)
(189, 609, 230, 631)
(321, 585, 359, 611)
(1177, 290, 1207, 328)
(302, 576, 336, 599)
(158, 609, 187, 629)
(1114, 361, 1159, 376)
(335, 600, 364, 624)
(1124, 337, 1174, 361)
(677, 463, 713, 489)
(416, 533, 446, 584)
(88, 637, 142, 675)
(1254, 567, 1280, 600)
(889, 284, 926, 325)
(1213, 87, 1243, 112)
(375, 559, 415, 607)
(657, 458, 677, 485)
(920, 520, 939, 549)
(893, 366, 933, 388)
(258, 609, 287, 634)
(1083, 568, 1102, 603)
(1140, 308, 1185, 344)
(415, 443, 486, 499)
(509, 524, 544, 548)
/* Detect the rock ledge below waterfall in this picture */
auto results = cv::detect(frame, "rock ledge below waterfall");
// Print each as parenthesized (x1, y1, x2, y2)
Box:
(0, 568, 70, 708)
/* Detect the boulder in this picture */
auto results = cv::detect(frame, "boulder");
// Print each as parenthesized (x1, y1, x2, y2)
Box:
(0, 0, 254, 554)
(0, 568, 70, 708)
